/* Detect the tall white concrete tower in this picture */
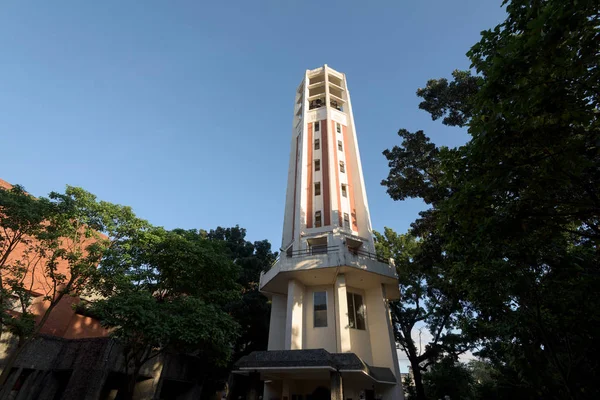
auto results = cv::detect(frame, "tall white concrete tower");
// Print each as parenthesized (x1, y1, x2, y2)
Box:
(235, 65, 403, 400)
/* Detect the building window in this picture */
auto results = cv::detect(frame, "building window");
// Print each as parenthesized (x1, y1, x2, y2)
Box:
(344, 213, 350, 229)
(339, 161, 345, 173)
(315, 159, 320, 172)
(315, 121, 320, 132)
(314, 291, 327, 327)
(338, 140, 343, 151)
(315, 182, 321, 196)
(341, 184, 347, 197)
(315, 139, 320, 150)
(308, 236, 327, 254)
(336, 123, 341, 133)
(315, 211, 322, 227)
(347, 292, 366, 330)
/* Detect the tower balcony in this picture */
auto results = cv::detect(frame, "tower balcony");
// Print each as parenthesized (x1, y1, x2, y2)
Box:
(308, 97, 344, 112)
(259, 245, 400, 300)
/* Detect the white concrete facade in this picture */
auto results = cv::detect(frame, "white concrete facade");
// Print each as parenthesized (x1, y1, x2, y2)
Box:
(260, 65, 403, 400)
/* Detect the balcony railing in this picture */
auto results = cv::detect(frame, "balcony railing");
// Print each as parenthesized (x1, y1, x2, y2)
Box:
(268, 245, 389, 269)
(286, 245, 340, 258)
(347, 247, 389, 264)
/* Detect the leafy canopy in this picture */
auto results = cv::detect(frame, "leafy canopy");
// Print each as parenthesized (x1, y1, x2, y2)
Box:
(382, 0, 599, 399)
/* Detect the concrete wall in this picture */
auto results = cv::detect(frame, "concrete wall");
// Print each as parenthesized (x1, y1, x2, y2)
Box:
(285, 280, 304, 350)
(0, 334, 201, 400)
(303, 285, 336, 353)
(366, 285, 397, 375)
(267, 294, 286, 351)
(366, 285, 404, 399)
(347, 286, 373, 365)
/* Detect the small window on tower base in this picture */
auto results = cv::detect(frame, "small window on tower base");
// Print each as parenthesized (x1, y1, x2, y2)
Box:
(315, 211, 322, 228)
(343, 213, 350, 229)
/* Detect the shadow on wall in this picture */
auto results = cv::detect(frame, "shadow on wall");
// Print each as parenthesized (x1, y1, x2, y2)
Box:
(29, 296, 110, 339)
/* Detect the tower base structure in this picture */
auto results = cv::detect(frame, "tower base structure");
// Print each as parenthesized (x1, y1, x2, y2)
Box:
(235, 349, 402, 400)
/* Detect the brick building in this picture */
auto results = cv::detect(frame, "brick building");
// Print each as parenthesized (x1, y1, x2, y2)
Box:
(0, 178, 203, 400)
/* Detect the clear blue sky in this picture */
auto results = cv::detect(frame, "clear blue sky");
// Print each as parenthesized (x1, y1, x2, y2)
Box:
(0, 1, 506, 248)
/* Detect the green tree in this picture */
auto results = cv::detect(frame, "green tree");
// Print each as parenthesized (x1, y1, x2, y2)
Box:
(0, 185, 148, 389)
(382, 1, 600, 398)
(0, 185, 51, 339)
(204, 226, 276, 359)
(91, 228, 241, 400)
(375, 228, 467, 400)
(422, 358, 474, 400)
(203, 226, 276, 397)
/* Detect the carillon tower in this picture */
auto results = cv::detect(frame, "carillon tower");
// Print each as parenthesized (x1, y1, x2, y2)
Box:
(235, 65, 403, 400)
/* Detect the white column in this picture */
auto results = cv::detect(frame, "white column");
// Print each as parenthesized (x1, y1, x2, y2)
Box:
(366, 284, 404, 400)
(268, 294, 287, 350)
(285, 279, 304, 350)
(335, 274, 351, 353)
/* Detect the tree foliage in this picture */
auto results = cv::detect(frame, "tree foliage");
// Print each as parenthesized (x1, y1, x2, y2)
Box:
(382, 1, 600, 399)
(91, 228, 241, 399)
(0, 185, 149, 389)
(204, 226, 276, 360)
(375, 228, 466, 400)
(422, 357, 474, 400)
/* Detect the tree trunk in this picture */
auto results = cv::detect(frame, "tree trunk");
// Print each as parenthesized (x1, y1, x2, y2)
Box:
(410, 358, 427, 400)
(123, 363, 142, 400)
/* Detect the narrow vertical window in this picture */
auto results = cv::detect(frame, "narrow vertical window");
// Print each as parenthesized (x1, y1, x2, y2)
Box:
(343, 213, 350, 229)
(341, 184, 347, 197)
(315, 211, 322, 227)
(315, 159, 321, 172)
(315, 121, 320, 132)
(339, 161, 345, 173)
(315, 139, 320, 150)
(315, 182, 321, 196)
(338, 140, 343, 151)
(336, 123, 341, 133)
(347, 292, 366, 330)
(314, 291, 327, 327)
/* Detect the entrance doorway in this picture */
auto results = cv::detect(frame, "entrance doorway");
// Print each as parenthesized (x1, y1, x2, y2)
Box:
(312, 386, 330, 400)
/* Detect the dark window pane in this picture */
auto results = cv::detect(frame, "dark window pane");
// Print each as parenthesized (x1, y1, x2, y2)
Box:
(314, 291, 327, 327)
(347, 293, 356, 329)
(354, 294, 366, 330)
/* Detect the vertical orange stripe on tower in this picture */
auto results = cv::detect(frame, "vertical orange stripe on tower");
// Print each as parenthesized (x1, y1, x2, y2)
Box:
(332, 121, 342, 227)
(307, 123, 313, 228)
(291, 135, 299, 238)
(342, 125, 358, 231)
(321, 120, 331, 226)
